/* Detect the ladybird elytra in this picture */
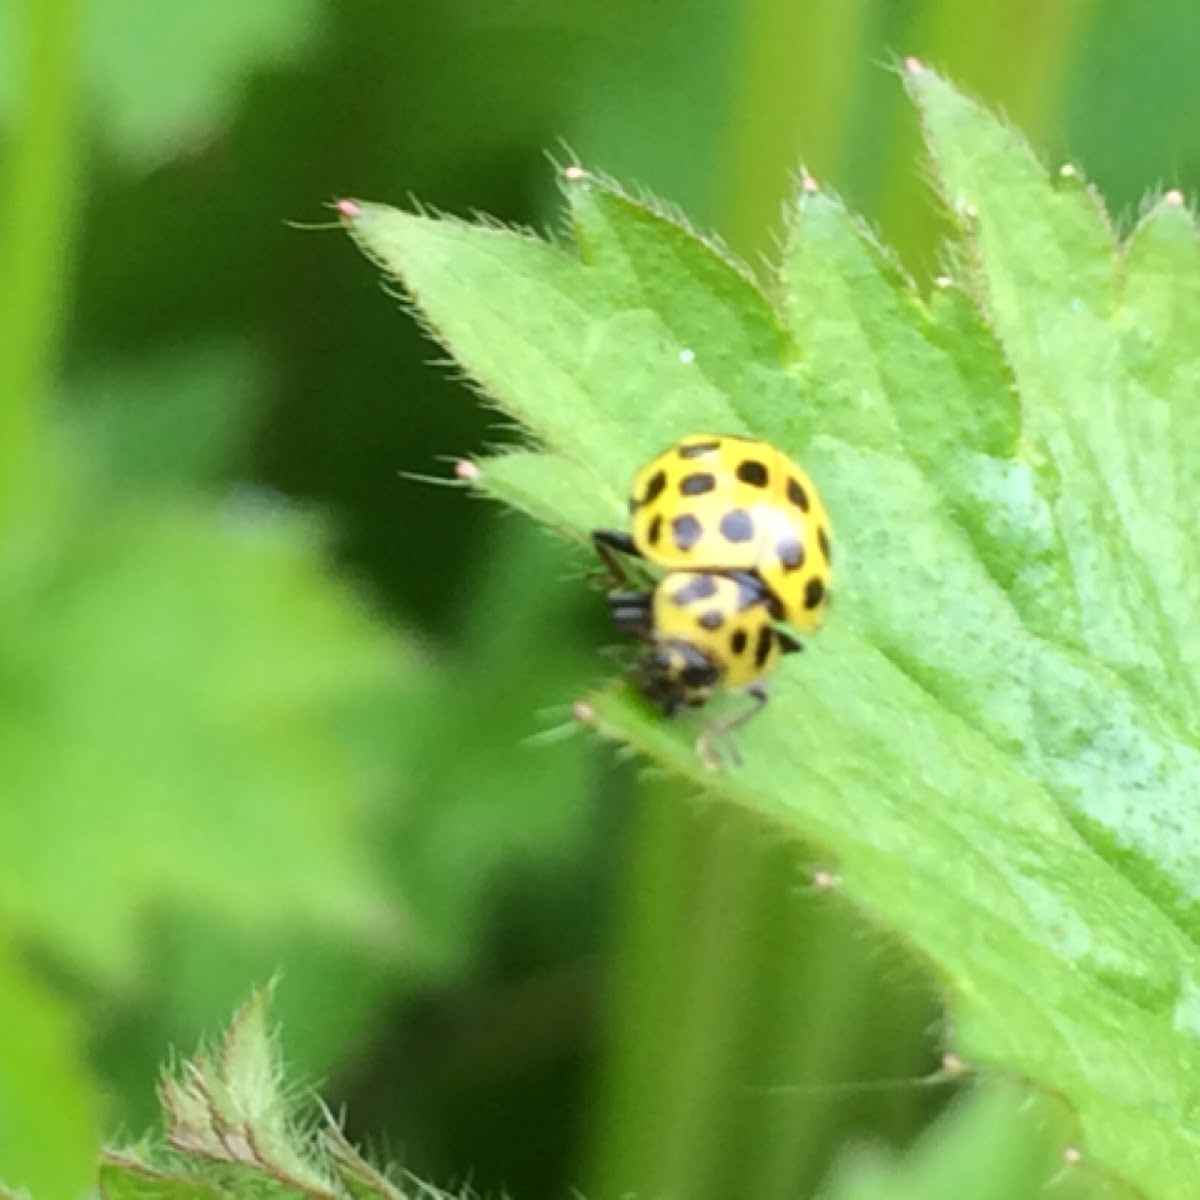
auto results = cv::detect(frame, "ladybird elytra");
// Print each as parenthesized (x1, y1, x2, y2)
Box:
(591, 433, 832, 768)
(625, 434, 832, 634)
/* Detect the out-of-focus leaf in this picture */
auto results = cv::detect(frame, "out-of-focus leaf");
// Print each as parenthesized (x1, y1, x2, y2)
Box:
(394, 521, 600, 974)
(62, 341, 261, 495)
(0, 936, 98, 1200)
(0, 491, 415, 981)
(0, 0, 320, 164)
(817, 1085, 1132, 1200)
(1064, 0, 1200, 211)
(340, 68, 1200, 1198)
(87, 0, 321, 163)
(563, 0, 741, 231)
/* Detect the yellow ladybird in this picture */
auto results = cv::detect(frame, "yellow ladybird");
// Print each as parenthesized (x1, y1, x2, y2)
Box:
(597, 433, 832, 633)
(593, 434, 832, 767)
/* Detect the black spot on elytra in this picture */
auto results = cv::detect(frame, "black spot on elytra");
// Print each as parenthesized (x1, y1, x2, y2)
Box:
(754, 624, 774, 669)
(736, 460, 769, 488)
(777, 535, 805, 572)
(804, 577, 826, 610)
(787, 477, 810, 512)
(672, 514, 703, 552)
(731, 629, 749, 656)
(680, 472, 717, 497)
(628, 495, 640, 516)
(643, 470, 668, 505)
(698, 609, 724, 632)
(671, 575, 718, 606)
(678, 440, 721, 459)
(719, 509, 755, 544)
(648, 515, 663, 546)
(818, 526, 831, 563)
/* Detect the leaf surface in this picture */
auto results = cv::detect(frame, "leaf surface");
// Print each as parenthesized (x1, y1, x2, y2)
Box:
(0, 939, 98, 1200)
(817, 1085, 1131, 1200)
(340, 68, 1200, 1198)
(0, 492, 413, 980)
(0, 0, 319, 163)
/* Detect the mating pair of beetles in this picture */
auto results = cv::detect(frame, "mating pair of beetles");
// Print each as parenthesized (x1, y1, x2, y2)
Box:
(593, 433, 833, 768)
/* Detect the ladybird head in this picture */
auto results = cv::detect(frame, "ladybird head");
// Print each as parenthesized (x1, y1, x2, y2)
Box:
(635, 637, 720, 715)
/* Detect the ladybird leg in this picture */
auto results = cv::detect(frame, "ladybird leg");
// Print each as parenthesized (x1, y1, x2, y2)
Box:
(696, 682, 769, 771)
(776, 627, 804, 655)
(591, 528, 643, 587)
(607, 590, 653, 638)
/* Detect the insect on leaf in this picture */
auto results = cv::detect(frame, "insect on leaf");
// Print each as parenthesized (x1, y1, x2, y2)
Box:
(340, 65, 1200, 1200)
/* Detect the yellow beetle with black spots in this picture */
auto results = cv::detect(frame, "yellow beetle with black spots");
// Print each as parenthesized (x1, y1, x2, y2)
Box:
(593, 434, 833, 767)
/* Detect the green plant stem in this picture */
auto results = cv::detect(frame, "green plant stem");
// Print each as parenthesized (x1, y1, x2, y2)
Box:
(0, 0, 81, 516)
(583, 776, 694, 1199)
(718, 0, 869, 263)
(645, 809, 772, 1199)
(739, 900, 879, 1198)
(586, 787, 806, 1200)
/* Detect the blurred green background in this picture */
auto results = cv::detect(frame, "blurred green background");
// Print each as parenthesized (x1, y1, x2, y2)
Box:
(1, 1, 1197, 1198)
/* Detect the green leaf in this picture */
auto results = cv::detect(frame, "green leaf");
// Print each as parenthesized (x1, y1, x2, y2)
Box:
(393, 520, 601, 974)
(157, 988, 336, 1194)
(0, 0, 320, 165)
(98, 1157, 223, 1200)
(102, 990, 455, 1200)
(0, 936, 98, 1200)
(341, 67, 1200, 1199)
(0, 490, 414, 981)
(61, 341, 262, 495)
(816, 1085, 1125, 1200)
